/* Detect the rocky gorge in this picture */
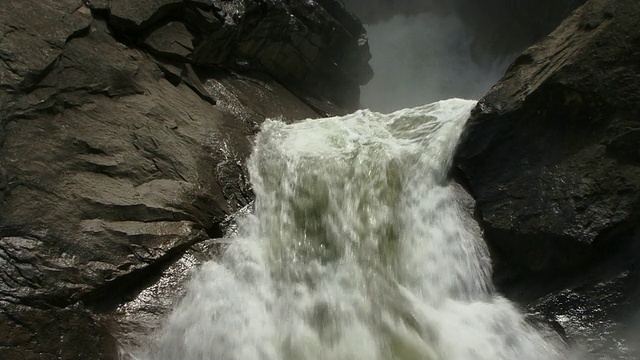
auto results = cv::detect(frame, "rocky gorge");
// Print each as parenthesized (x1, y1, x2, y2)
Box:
(1, 0, 639, 359)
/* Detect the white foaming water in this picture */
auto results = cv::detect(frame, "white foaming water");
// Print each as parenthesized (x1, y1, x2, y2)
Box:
(132, 99, 569, 360)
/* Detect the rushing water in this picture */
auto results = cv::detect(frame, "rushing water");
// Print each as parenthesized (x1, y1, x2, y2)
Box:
(132, 99, 571, 360)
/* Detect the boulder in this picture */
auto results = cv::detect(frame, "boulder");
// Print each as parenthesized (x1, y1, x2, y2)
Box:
(454, 0, 640, 354)
(455, 0, 640, 279)
(0, 0, 371, 357)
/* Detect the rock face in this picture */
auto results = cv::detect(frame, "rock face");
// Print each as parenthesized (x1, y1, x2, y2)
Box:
(0, 0, 371, 358)
(454, 0, 640, 353)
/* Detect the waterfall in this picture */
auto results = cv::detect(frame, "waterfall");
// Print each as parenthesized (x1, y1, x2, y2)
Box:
(131, 99, 570, 360)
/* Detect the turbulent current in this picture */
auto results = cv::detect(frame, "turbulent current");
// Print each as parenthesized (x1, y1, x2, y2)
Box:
(133, 99, 571, 360)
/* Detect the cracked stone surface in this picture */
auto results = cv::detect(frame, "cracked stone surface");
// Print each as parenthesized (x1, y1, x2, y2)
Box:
(0, 1, 92, 91)
(0, 0, 371, 357)
(143, 21, 195, 61)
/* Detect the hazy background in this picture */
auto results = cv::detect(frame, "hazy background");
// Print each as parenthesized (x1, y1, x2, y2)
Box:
(342, 0, 586, 112)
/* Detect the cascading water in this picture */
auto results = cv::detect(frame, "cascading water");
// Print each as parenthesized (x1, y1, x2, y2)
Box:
(131, 99, 572, 360)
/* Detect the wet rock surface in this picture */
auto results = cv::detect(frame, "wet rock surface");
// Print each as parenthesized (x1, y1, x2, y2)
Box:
(454, 0, 640, 356)
(0, 0, 370, 357)
(91, 0, 373, 113)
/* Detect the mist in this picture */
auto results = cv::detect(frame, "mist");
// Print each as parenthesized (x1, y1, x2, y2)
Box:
(361, 12, 510, 112)
(343, 0, 586, 112)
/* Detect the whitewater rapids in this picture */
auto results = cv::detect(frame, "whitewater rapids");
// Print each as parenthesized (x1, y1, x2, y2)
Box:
(131, 99, 572, 360)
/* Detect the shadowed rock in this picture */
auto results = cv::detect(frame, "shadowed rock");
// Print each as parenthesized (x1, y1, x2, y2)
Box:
(455, 0, 640, 276)
(454, 0, 640, 354)
(143, 21, 195, 61)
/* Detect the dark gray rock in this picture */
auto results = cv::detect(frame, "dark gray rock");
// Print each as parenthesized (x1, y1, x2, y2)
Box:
(107, 0, 185, 32)
(0, 0, 370, 357)
(508, 237, 640, 357)
(190, 0, 373, 112)
(143, 21, 195, 61)
(454, 0, 640, 355)
(455, 0, 640, 278)
(0, 1, 92, 91)
(0, 302, 116, 360)
(91, 0, 372, 112)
